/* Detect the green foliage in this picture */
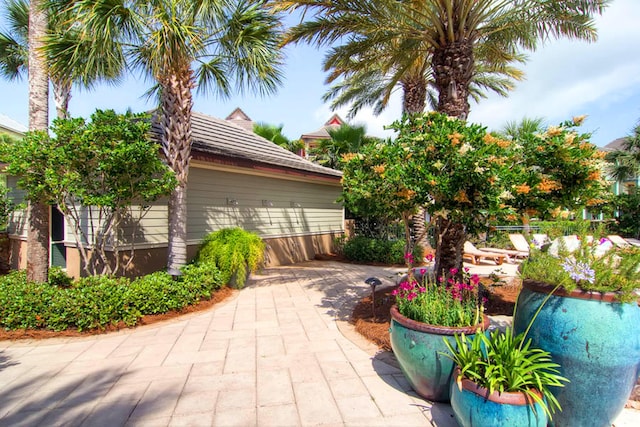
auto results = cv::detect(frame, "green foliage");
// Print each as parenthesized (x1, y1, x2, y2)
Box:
(253, 122, 302, 153)
(394, 269, 482, 327)
(342, 236, 422, 265)
(0, 262, 224, 332)
(520, 228, 640, 302)
(48, 266, 73, 288)
(0, 181, 16, 231)
(309, 123, 381, 170)
(610, 189, 640, 238)
(196, 228, 265, 288)
(0, 110, 177, 275)
(442, 327, 568, 420)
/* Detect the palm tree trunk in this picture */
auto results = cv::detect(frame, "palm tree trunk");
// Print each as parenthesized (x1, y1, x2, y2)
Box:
(433, 40, 474, 119)
(431, 40, 474, 275)
(433, 217, 465, 280)
(401, 74, 427, 115)
(402, 76, 430, 251)
(160, 69, 194, 276)
(27, 0, 49, 283)
(52, 78, 72, 119)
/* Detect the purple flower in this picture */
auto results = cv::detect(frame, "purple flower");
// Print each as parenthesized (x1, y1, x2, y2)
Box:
(561, 258, 595, 284)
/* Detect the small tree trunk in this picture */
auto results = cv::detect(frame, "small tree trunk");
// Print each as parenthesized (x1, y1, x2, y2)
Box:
(433, 40, 474, 119)
(26, 0, 50, 283)
(52, 78, 72, 119)
(401, 74, 427, 115)
(433, 217, 466, 280)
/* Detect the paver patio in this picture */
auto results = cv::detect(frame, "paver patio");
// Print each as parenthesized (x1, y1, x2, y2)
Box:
(0, 261, 638, 426)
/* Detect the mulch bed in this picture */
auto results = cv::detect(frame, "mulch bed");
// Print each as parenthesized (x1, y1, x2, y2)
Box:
(0, 286, 236, 341)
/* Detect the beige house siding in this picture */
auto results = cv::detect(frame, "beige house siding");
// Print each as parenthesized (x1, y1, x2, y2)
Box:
(186, 166, 343, 243)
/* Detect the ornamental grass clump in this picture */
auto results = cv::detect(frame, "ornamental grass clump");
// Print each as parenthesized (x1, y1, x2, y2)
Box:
(393, 267, 483, 327)
(520, 232, 640, 302)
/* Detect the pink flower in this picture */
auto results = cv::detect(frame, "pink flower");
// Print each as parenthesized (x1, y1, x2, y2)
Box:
(392, 289, 399, 296)
(407, 292, 417, 301)
(464, 267, 470, 273)
(420, 268, 426, 275)
(438, 276, 444, 283)
(470, 274, 480, 285)
(599, 237, 609, 245)
(425, 254, 434, 262)
(419, 287, 426, 293)
(450, 268, 459, 275)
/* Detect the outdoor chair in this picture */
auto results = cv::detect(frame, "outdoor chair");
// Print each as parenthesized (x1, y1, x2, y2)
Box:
(463, 241, 507, 265)
(608, 235, 631, 248)
(508, 234, 532, 255)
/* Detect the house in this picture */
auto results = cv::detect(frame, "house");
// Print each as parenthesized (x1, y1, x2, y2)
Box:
(7, 110, 344, 277)
(0, 114, 28, 139)
(299, 113, 345, 159)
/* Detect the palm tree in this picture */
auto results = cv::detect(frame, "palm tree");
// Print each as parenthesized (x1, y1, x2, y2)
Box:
(274, 0, 608, 275)
(253, 122, 303, 153)
(607, 123, 640, 184)
(47, 0, 283, 276)
(1, 0, 73, 118)
(309, 123, 379, 170)
(26, 0, 49, 282)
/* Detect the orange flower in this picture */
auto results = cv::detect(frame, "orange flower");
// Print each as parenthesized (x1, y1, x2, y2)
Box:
(429, 180, 437, 186)
(536, 145, 545, 152)
(593, 150, 607, 159)
(453, 190, 471, 204)
(515, 183, 531, 194)
(537, 178, 562, 193)
(483, 134, 498, 144)
(579, 142, 593, 151)
(587, 170, 601, 181)
(565, 133, 576, 145)
(372, 164, 386, 174)
(546, 126, 563, 137)
(525, 208, 538, 217)
(341, 153, 357, 162)
(396, 188, 416, 200)
(448, 132, 463, 146)
(505, 214, 518, 222)
(573, 115, 587, 125)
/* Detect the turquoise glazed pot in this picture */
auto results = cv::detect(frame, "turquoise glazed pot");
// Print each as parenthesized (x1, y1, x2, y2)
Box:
(450, 368, 548, 427)
(389, 305, 490, 402)
(513, 279, 640, 427)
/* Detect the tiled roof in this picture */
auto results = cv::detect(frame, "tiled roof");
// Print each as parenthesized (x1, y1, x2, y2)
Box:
(152, 111, 342, 179)
(602, 137, 627, 152)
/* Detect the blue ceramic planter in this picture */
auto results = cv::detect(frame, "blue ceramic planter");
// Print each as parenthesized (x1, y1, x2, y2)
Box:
(389, 305, 489, 402)
(450, 369, 548, 427)
(513, 280, 640, 427)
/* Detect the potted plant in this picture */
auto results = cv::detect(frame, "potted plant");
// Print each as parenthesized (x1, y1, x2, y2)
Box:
(195, 227, 265, 288)
(389, 259, 490, 402)
(442, 324, 568, 427)
(514, 232, 640, 427)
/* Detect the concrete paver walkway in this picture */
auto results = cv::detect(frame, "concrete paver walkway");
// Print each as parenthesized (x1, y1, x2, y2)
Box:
(0, 261, 638, 426)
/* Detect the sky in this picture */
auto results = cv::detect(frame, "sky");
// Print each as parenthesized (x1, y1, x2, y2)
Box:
(0, 0, 639, 147)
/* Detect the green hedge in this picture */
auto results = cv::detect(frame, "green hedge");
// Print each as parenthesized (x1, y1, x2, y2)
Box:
(343, 236, 423, 264)
(0, 261, 224, 332)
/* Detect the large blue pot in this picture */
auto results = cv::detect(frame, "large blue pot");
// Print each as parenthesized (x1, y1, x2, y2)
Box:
(513, 279, 640, 427)
(450, 368, 548, 427)
(389, 305, 489, 402)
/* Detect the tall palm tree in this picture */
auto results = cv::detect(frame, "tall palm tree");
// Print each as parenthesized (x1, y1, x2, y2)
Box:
(1, 0, 70, 118)
(47, 0, 283, 275)
(26, 0, 49, 282)
(274, 0, 608, 275)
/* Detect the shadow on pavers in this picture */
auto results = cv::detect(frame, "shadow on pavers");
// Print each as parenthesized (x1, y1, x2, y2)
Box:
(0, 360, 181, 427)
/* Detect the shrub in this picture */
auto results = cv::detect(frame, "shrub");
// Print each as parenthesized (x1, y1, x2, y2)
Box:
(0, 261, 225, 332)
(343, 236, 423, 264)
(196, 227, 265, 288)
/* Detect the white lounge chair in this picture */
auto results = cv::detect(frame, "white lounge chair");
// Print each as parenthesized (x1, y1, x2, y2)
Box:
(607, 235, 636, 248)
(463, 242, 507, 265)
(508, 234, 532, 255)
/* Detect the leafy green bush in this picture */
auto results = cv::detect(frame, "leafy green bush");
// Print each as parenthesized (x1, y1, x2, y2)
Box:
(343, 236, 423, 264)
(196, 227, 265, 288)
(0, 262, 225, 332)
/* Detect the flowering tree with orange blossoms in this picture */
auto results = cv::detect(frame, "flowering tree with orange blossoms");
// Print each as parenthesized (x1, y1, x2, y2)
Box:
(340, 112, 607, 278)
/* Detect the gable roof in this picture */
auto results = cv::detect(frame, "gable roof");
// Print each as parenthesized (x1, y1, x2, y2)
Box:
(301, 114, 345, 141)
(0, 114, 27, 135)
(602, 137, 627, 152)
(152, 111, 342, 180)
(224, 107, 254, 132)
